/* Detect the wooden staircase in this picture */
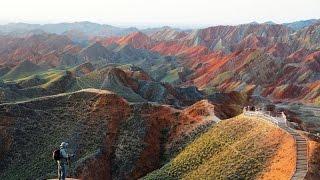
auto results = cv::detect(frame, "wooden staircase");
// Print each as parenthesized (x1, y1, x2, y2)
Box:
(279, 122, 308, 180)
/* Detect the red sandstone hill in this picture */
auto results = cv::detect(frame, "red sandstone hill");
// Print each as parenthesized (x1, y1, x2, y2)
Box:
(149, 28, 188, 41)
(180, 24, 293, 52)
(117, 32, 153, 49)
(0, 22, 319, 105)
(0, 33, 77, 66)
(94, 23, 319, 105)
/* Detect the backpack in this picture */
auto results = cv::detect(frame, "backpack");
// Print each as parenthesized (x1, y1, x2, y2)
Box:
(53, 149, 61, 161)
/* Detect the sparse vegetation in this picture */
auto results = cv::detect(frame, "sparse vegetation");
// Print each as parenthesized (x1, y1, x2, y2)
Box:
(161, 68, 180, 83)
(112, 108, 147, 179)
(0, 91, 109, 179)
(143, 115, 288, 179)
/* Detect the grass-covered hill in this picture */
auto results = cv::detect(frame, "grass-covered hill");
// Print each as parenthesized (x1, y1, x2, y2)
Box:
(1, 60, 45, 80)
(0, 69, 76, 103)
(0, 62, 203, 107)
(0, 88, 216, 180)
(71, 65, 204, 106)
(143, 115, 296, 180)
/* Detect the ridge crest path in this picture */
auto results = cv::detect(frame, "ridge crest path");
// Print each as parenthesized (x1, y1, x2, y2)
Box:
(244, 110, 308, 180)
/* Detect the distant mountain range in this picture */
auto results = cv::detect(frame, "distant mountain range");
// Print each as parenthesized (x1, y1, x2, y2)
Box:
(0, 21, 190, 40)
(0, 21, 139, 37)
(0, 19, 318, 38)
(0, 19, 319, 106)
(284, 19, 320, 30)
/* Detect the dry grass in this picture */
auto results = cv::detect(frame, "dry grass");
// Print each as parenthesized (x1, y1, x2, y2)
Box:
(143, 115, 294, 179)
(256, 129, 295, 180)
(306, 140, 320, 179)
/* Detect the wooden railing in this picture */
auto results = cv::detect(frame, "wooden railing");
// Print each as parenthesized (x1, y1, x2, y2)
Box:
(243, 109, 287, 126)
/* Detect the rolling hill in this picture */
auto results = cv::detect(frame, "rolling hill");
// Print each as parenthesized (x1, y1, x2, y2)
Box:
(143, 115, 296, 179)
(1, 60, 45, 80)
(0, 89, 216, 179)
(72, 65, 203, 106)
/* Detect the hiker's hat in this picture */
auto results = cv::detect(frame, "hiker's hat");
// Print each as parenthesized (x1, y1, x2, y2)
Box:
(60, 142, 69, 147)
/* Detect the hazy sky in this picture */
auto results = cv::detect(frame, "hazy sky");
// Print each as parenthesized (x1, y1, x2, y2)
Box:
(1, 0, 319, 28)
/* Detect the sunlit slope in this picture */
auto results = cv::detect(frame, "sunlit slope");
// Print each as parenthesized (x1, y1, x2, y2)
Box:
(143, 115, 295, 180)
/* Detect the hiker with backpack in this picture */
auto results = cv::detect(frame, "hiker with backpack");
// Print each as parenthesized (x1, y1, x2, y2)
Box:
(53, 142, 74, 180)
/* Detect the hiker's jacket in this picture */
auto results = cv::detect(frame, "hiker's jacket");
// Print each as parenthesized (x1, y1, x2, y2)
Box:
(58, 147, 69, 164)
